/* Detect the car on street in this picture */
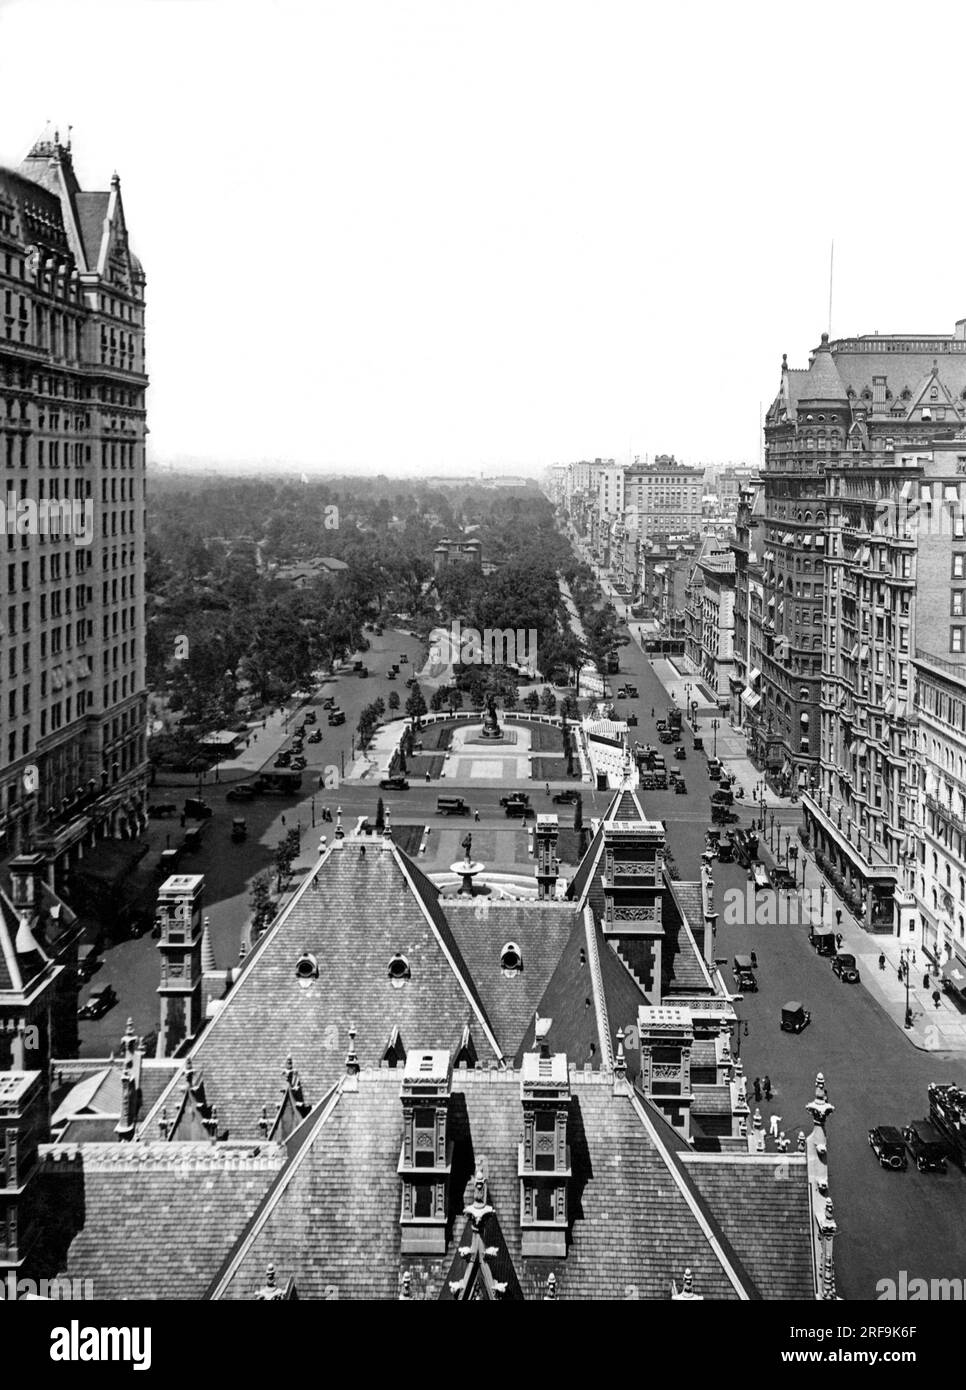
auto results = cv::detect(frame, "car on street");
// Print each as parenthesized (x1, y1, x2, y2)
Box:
(771, 867, 796, 891)
(275, 752, 292, 767)
(308, 729, 322, 743)
(626, 685, 639, 698)
(226, 783, 257, 801)
(500, 792, 530, 807)
(616, 687, 628, 699)
(868, 1126, 908, 1171)
(693, 735, 704, 751)
(711, 806, 738, 824)
(552, 789, 580, 805)
(352, 660, 365, 672)
(710, 789, 734, 806)
(78, 983, 117, 1020)
(674, 779, 687, 794)
(328, 710, 346, 726)
(733, 954, 757, 991)
(322, 697, 336, 710)
(148, 802, 178, 818)
(380, 776, 410, 790)
(291, 757, 307, 771)
(436, 796, 469, 815)
(780, 1001, 811, 1033)
(77, 944, 99, 982)
(674, 747, 686, 760)
(505, 801, 534, 818)
(400, 654, 409, 663)
(231, 817, 248, 842)
(303, 710, 316, 723)
(184, 797, 213, 819)
(903, 1120, 949, 1172)
(832, 952, 860, 982)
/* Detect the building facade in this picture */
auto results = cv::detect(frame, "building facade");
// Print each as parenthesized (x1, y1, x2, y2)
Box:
(732, 480, 765, 732)
(0, 132, 148, 888)
(624, 456, 704, 541)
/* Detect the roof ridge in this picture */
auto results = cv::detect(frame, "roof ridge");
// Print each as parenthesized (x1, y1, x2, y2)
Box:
(206, 1081, 343, 1299)
(627, 1091, 758, 1299)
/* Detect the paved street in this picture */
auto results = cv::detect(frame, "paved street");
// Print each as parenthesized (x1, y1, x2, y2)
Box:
(75, 585, 966, 1302)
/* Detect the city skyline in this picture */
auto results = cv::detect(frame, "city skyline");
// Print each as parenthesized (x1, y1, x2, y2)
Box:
(1, 0, 965, 474)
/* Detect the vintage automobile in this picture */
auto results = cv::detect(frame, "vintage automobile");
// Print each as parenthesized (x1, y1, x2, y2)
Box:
(505, 801, 535, 819)
(328, 710, 346, 726)
(717, 835, 735, 862)
(693, 735, 705, 751)
(147, 802, 178, 818)
(673, 746, 686, 760)
(380, 775, 410, 791)
(616, 687, 629, 699)
(183, 797, 213, 819)
(868, 1125, 908, 1171)
(322, 697, 336, 710)
(812, 926, 837, 957)
(226, 783, 257, 801)
(275, 751, 293, 767)
(780, 1001, 811, 1034)
(303, 710, 317, 723)
(307, 729, 323, 743)
(903, 1120, 949, 1173)
(710, 789, 734, 806)
(78, 983, 117, 1021)
(500, 792, 530, 807)
(733, 954, 758, 991)
(674, 779, 687, 794)
(436, 796, 469, 815)
(552, 789, 580, 805)
(231, 817, 248, 842)
(711, 806, 738, 825)
(752, 863, 771, 891)
(290, 756, 307, 771)
(771, 867, 796, 891)
(832, 952, 860, 982)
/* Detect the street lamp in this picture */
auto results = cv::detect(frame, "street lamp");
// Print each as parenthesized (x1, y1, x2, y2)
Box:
(711, 718, 720, 759)
(768, 810, 776, 851)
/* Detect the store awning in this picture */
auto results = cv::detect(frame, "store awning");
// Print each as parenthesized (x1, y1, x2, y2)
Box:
(899, 479, 913, 500)
(764, 551, 774, 562)
(784, 533, 794, 544)
(849, 643, 859, 659)
(942, 959, 966, 997)
(800, 711, 809, 724)
(860, 645, 870, 661)
(749, 667, 761, 684)
(741, 688, 761, 709)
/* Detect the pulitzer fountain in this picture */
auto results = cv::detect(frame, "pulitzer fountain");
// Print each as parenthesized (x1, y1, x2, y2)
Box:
(450, 831, 485, 896)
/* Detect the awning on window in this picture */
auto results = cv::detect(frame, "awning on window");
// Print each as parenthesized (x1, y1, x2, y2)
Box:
(860, 645, 870, 661)
(849, 643, 859, 659)
(749, 667, 761, 684)
(784, 533, 794, 544)
(942, 959, 966, 997)
(899, 479, 913, 500)
(764, 551, 774, 561)
(741, 689, 761, 709)
(884, 696, 896, 715)
(800, 712, 809, 724)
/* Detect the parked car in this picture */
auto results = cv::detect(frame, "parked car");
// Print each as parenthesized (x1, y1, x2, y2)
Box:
(500, 792, 530, 807)
(552, 789, 580, 805)
(717, 835, 735, 862)
(693, 735, 704, 751)
(275, 752, 293, 768)
(771, 867, 796, 891)
(868, 1125, 908, 1171)
(226, 783, 257, 801)
(780, 1001, 811, 1034)
(616, 687, 629, 699)
(380, 776, 410, 790)
(147, 802, 178, 818)
(322, 697, 336, 710)
(710, 789, 734, 806)
(291, 757, 307, 771)
(183, 798, 213, 819)
(231, 817, 248, 842)
(674, 779, 687, 794)
(903, 1120, 949, 1173)
(328, 710, 346, 726)
(674, 747, 686, 760)
(505, 801, 534, 819)
(733, 953, 758, 991)
(400, 654, 409, 663)
(78, 983, 117, 1021)
(711, 806, 738, 824)
(436, 796, 469, 815)
(77, 944, 99, 982)
(832, 952, 860, 982)
(626, 685, 639, 698)
(307, 729, 323, 744)
(352, 660, 365, 672)
(303, 710, 317, 724)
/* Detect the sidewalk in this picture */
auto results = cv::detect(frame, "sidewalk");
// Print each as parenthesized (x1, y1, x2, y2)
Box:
(793, 839, 966, 1053)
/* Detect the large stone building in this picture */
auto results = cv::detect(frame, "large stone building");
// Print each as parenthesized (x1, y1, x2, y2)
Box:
(0, 131, 148, 888)
(625, 456, 705, 541)
(684, 544, 735, 704)
(732, 480, 765, 733)
(12, 788, 837, 1299)
(761, 324, 966, 796)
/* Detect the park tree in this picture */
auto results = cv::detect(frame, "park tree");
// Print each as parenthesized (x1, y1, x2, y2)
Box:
(249, 872, 277, 940)
(388, 689, 401, 712)
(405, 683, 427, 726)
(524, 689, 540, 714)
(541, 686, 557, 716)
(375, 796, 385, 834)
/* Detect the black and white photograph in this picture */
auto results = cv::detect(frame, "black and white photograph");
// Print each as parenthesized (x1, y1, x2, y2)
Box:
(1, 0, 965, 1348)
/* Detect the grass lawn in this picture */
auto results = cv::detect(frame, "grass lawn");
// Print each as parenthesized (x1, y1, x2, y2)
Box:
(407, 753, 446, 779)
(413, 723, 455, 751)
(390, 823, 424, 856)
(531, 756, 580, 781)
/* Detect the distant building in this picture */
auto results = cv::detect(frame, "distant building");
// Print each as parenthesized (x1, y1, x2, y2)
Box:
(624, 457, 705, 541)
(433, 536, 482, 575)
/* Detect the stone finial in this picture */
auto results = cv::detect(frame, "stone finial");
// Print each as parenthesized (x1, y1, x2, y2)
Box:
(121, 1017, 136, 1053)
(738, 1117, 747, 1137)
(238, 940, 248, 963)
(815, 1071, 828, 1102)
(258, 1105, 269, 1138)
(671, 1266, 704, 1301)
(158, 1108, 170, 1141)
(752, 1108, 763, 1131)
(254, 1263, 285, 1301)
(344, 1026, 360, 1087)
(544, 1272, 557, 1301)
(797, 1129, 807, 1152)
(613, 1027, 627, 1086)
(399, 1271, 413, 1301)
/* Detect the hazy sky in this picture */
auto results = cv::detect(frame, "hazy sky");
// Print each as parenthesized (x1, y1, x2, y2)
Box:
(1, 0, 965, 474)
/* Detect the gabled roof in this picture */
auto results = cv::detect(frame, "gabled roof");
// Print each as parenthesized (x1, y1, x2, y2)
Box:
(73, 191, 110, 270)
(0, 896, 50, 994)
(141, 840, 503, 1140)
(798, 334, 848, 404)
(208, 1069, 786, 1301)
(442, 900, 580, 1058)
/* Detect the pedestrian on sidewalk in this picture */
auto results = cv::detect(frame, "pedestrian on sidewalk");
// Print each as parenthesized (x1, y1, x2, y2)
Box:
(474, 809, 480, 822)
(923, 973, 931, 991)
(425, 771, 431, 783)
(769, 1113, 781, 1139)
(545, 782, 550, 795)
(835, 908, 842, 927)
(753, 1076, 762, 1103)
(281, 814, 286, 826)
(878, 952, 886, 971)
(897, 965, 904, 984)
(835, 932, 843, 950)
(933, 990, 942, 1010)
(763, 1076, 772, 1101)
(650, 707, 654, 718)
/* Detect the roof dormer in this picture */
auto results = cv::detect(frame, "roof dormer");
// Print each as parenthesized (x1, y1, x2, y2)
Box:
(519, 1020, 571, 1258)
(398, 1049, 453, 1254)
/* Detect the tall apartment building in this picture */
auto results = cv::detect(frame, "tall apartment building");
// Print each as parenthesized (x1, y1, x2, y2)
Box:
(0, 132, 148, 888)
(732, 479, 765, 731)
(624, 456, 704, 541)
(760, 325, 966, 797)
